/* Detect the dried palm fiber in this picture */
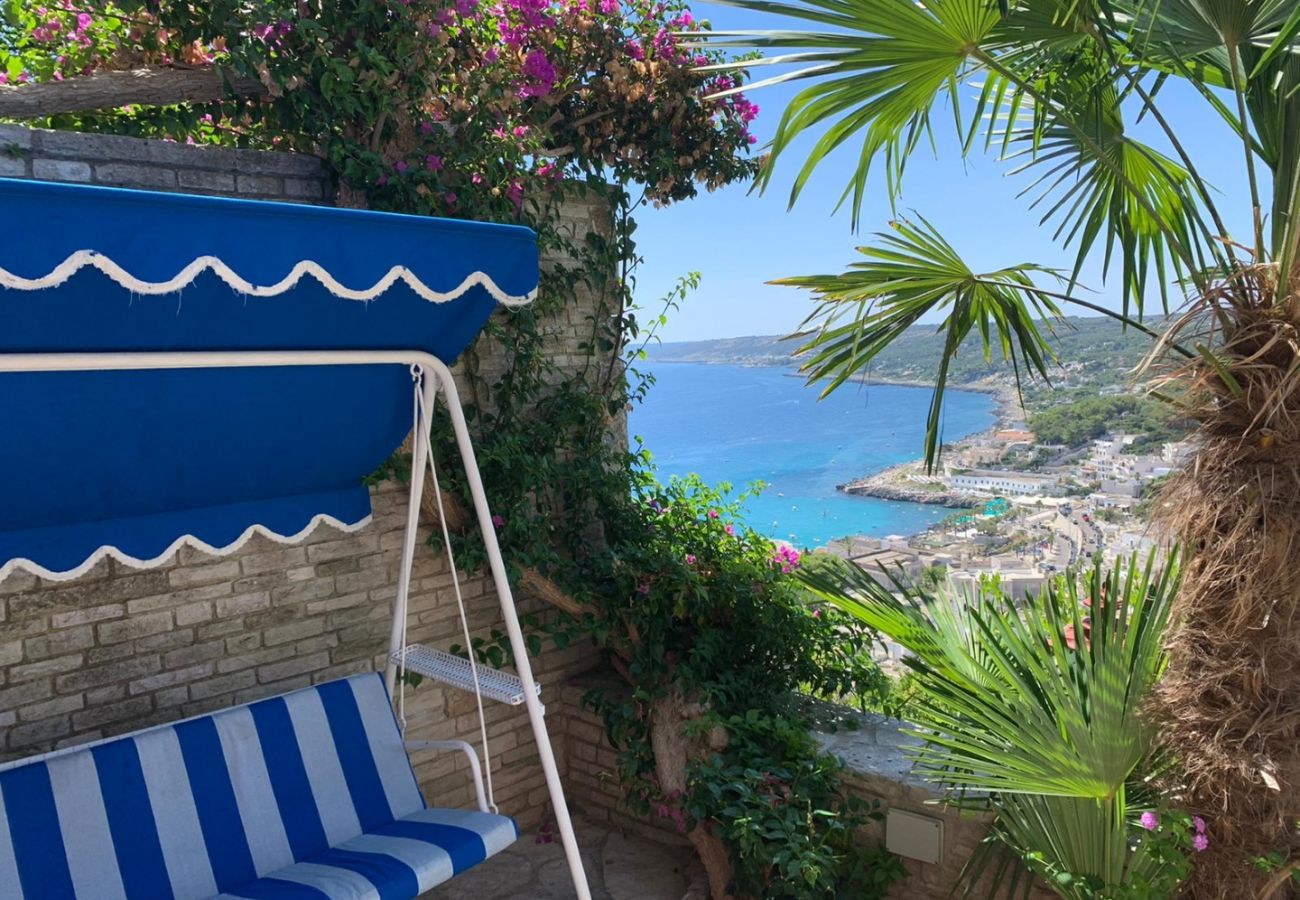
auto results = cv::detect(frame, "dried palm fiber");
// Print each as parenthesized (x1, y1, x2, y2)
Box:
(1148, 264, 1300, 898)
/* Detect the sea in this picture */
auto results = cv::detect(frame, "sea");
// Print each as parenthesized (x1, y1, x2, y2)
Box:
(629, 362, 998, 548)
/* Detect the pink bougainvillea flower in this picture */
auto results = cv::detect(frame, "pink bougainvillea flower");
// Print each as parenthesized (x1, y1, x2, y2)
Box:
(425, 154, 443, 171)
(636, 582, 650, 596)
(491, 514, 504, 527)
(1193, 815, 1207, 834)
(707, 509, 719, 519)
(1192, 833, 1209, 852)
(393, 160, 409, 174)
(443, 191, 458, 208)
(76, 12, 92, 30)
(724, 523, 735, 536)
(1139, 812, 1158, 831)
(684, 554, 696, 565)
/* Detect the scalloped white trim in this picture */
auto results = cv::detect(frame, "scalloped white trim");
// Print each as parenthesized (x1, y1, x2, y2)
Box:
(0, 251, 536, 306)
(0, 512, 373, 583)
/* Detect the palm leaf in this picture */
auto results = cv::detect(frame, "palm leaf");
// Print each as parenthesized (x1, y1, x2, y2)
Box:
(799, 550, 1185, 896)
(775, 216, 1061, 471)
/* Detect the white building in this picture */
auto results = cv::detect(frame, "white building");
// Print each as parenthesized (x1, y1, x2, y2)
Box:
(950, 469, 1062, 497)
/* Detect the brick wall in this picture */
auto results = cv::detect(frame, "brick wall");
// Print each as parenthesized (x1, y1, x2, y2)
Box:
(0, 124, 607, 829)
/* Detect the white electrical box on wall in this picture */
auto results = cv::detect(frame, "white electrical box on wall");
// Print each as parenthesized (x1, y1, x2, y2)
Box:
(886, 809, 944, 864)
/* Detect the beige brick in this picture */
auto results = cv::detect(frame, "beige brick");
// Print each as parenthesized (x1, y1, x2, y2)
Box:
(10, 653, 84, 682)
(129, 664, 214, 695)
(215, 592, 271, 618)
(127, 582, 230, 614)
(256, 651, 331, 684)
(264, 617, 324, 647)
(51, 603, 124, 629)
(169, 560, 242, 588)
(189, 670, 257, 701)
(97, 610, 173, 645)
(19, 694, 85, 722)
(175, 601, 214, 626)
(0, 640, 23, 666)
(307, 535, 380, 564)
(240, 546, 309, 576)
(24, 624, 95, 660)
(273, 579, 337, 606)
(72, 695, 153, 730)
(9, 715, 73, 749)
(162, 640, 226, 669)
(217, 646, 290, 674)
(56, 655, 161, 694)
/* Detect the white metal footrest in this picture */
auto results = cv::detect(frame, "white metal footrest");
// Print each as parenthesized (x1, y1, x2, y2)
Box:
(392, 643, 542, 706)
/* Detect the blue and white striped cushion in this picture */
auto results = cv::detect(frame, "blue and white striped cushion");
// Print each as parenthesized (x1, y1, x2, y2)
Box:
(0, 673, 518, 899)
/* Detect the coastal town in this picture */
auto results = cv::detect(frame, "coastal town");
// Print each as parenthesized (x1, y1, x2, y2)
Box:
(827, 414, 1189, 602)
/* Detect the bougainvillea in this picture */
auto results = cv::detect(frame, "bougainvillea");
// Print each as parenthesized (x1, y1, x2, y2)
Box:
(4, 0, 759, 214)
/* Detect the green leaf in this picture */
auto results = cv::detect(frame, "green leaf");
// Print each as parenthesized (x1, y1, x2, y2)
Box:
(775, 215, 1061, 470)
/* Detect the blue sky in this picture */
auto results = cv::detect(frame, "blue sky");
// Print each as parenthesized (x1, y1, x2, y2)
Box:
(633, 2, 1253, 342)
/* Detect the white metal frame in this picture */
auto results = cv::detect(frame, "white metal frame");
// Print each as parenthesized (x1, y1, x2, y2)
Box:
(0, 349, 593, 900)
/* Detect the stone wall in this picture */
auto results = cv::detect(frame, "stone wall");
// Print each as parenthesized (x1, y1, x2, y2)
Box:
(0, 123, 331, 201)
(0, 124, 606, 829)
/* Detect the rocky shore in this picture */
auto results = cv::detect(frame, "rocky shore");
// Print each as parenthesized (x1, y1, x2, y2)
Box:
(838, 478, 976, 507)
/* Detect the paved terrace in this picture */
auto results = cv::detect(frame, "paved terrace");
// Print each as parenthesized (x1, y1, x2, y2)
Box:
(426, 814, 707, 900)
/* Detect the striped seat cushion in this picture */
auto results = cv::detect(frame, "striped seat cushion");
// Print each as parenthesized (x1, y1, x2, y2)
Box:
(0, 673, 517, 899)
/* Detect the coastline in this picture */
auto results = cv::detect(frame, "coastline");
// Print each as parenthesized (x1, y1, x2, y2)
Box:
(835, 377, 1022, 508)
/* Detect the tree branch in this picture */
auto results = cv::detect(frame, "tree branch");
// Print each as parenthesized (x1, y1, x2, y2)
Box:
(0, 67, 267, 118)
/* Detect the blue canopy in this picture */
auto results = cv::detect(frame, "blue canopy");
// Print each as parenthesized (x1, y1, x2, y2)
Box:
(0, 178, 538, 580)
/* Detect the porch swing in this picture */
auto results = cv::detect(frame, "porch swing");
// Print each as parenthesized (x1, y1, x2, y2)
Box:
(0, 178, 593, 899)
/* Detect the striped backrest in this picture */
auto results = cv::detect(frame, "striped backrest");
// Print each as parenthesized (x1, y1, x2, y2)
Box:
(0, 673, 425, 899)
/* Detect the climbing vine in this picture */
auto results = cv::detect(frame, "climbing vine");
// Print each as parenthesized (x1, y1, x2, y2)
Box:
(3, 4, 901, 893)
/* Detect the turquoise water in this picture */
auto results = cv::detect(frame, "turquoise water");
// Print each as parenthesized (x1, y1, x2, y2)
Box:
(630, 363, 997, 548)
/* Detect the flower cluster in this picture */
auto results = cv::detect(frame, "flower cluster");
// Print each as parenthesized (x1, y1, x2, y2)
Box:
(772, 543, 801, 574)
(6, 0, 759, 212)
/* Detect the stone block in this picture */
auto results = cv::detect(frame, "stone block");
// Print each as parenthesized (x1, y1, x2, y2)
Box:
(176, 169, 237, 193)
(283, 177, 325, 200)
(93, 163, 178, 189)
(233, 150, 325, 177)
(32, 159, 91, 182)
(0, 156, 28, 177)
(236, 174, 282, 195)
(37, 129, 143, 159)
(0, 124, 34, 149)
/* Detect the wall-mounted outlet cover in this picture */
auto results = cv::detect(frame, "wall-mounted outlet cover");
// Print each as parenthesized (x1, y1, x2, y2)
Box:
(886, 809, 943, 864)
